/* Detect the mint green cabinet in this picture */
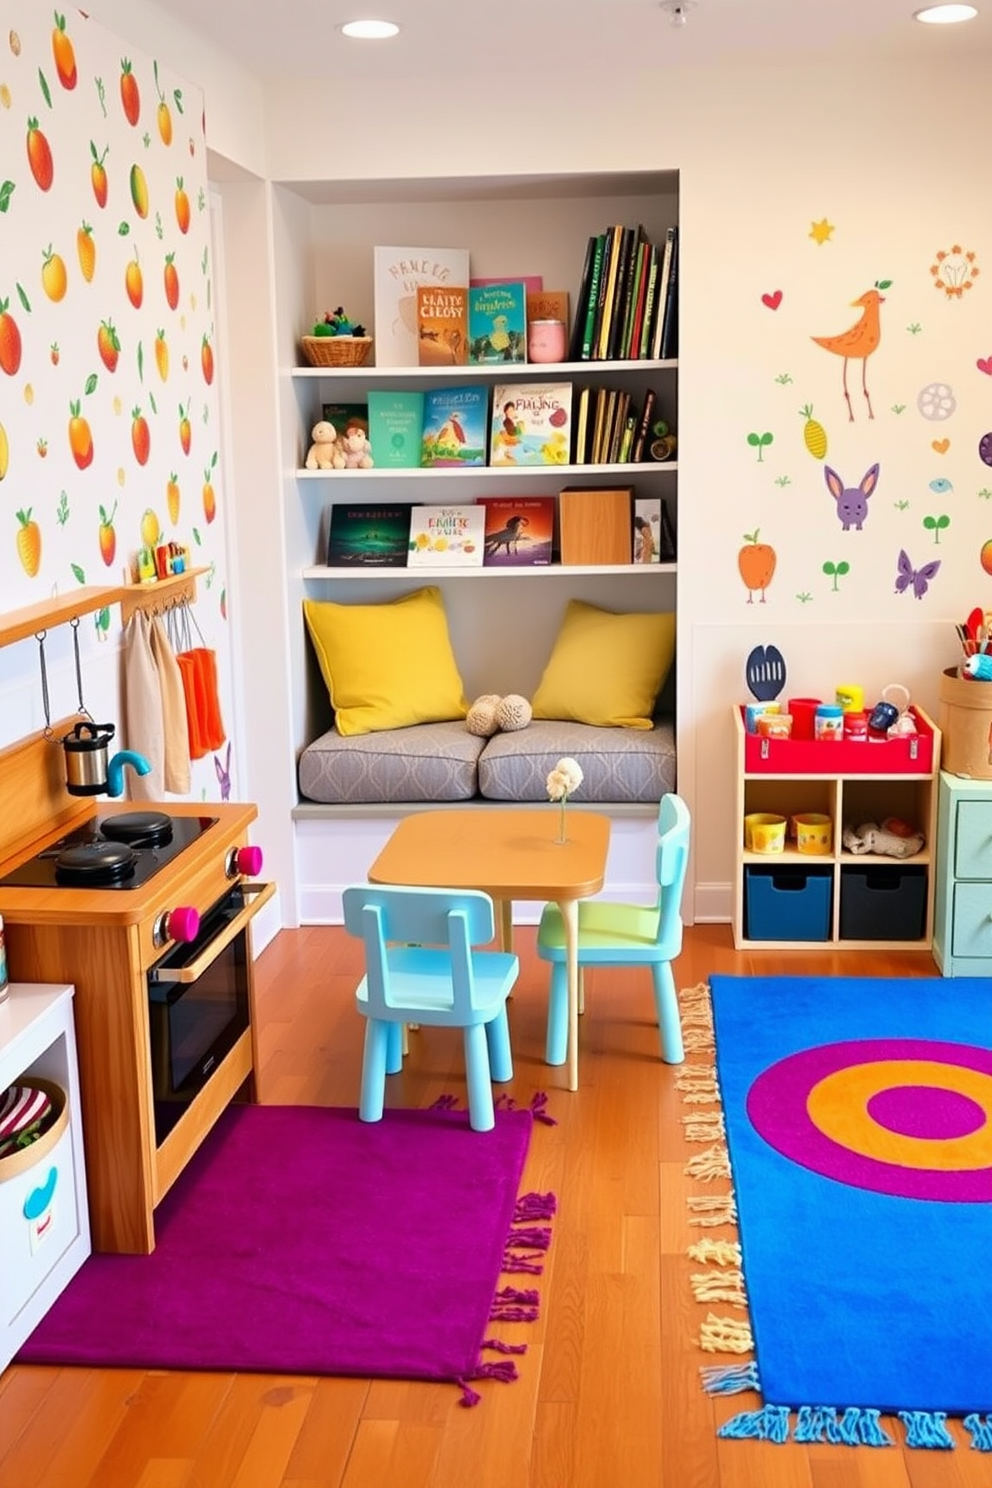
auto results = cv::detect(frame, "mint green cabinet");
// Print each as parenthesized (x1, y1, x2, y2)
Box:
(933, 771, 992, 975)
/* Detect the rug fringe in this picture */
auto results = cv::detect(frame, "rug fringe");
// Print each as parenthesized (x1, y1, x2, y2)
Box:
(898, 1411, 956, 1450)
(690, 1268, 747, 1306)
(699, 1312, 754, 1354)
(700, 1361, 761, 1395)
(718, 1404, 791, 1442)
(964, 1414, 992, 1451)
(675, 1063, 721, 1104)
(684, 1143, 732, 1182)
(513, 1192, 557, 1222)
(686, 1192, 738, 1227)
(689, 1239, 741, 1267)
(682, 1110, 726, 1143)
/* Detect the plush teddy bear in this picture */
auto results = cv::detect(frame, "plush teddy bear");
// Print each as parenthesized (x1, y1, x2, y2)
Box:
(305, 421, 345, 471)
(339, 420, 374, 469)
(466, 693, 532, 737)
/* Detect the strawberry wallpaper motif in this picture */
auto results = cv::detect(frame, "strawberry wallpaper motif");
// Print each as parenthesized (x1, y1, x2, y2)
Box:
(0, 6, 234, 800)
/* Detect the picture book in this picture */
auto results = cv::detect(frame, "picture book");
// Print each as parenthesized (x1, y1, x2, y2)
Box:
(321, 402, 368, 440)
(468, 282, 527, 365)
(633, 497, 662, 565)
(407, 505, 486, 567)
(416, 284, 468, 367)
(489, 382, 573, 466)
(420, 384, 488, 468)
(367, 389, 425, 469)
(471, 275, 543, 295)
(326, 504, 410, 568)
(478, 496, 555, 568)
(372, 246, 471, 367)
(526, 289, 570, 333)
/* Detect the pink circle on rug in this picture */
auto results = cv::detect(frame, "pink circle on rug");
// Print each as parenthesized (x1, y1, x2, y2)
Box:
(867, 1084, 987, 1140)
(745, 1038, 992, 1201)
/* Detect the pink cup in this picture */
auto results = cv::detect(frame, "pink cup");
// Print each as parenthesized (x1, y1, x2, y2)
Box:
(788, 697, 821, 741)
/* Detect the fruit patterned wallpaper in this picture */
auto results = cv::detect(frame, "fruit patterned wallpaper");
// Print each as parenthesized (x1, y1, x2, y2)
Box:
(0, 5, 235, 801)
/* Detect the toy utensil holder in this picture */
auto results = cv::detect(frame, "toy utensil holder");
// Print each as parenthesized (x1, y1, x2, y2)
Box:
(939, 666, 992, 779)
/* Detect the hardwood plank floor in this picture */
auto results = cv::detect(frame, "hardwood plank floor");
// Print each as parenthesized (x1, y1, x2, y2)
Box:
(0, 923, 980, 1488)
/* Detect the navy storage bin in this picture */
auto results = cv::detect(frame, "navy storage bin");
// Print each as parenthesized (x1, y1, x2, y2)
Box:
(744, 866, 832, 941)
(839, 866, 927, 941)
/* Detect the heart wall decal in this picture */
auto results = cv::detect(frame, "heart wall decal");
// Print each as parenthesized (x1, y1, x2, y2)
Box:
(977, 356, 992, 376)
(761, 290, 783, 310)
(932, 438, 950, 454)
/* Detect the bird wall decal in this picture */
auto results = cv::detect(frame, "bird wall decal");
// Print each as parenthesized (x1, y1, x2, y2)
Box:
(812, 280, 891, 422)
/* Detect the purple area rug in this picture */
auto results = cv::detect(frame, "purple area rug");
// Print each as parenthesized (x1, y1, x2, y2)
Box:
(18, 1103, 552, 1396)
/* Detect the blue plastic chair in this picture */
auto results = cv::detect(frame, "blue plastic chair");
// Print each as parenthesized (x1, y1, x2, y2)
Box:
(342, 884, 519, 1131)
(536, 793, 690, 1067)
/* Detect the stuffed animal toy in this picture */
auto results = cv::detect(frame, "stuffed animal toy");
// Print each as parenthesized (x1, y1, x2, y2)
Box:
(305, 421, 345, 471)
(466, 694, 532, 736)
(339, 419, 374, 469)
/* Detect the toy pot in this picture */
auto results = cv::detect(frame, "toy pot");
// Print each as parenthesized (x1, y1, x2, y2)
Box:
(60, 721, 151, 797)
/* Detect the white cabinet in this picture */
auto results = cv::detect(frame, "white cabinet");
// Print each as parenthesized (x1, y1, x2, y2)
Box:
(0, 982, 90, 1371)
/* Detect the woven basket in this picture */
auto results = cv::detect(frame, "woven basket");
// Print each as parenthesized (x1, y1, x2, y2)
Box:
(300, 335, 373, 369)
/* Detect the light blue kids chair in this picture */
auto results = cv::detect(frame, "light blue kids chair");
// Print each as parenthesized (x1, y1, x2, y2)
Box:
(536, 792, 690, 1067)
(342, 884, 519, 1132)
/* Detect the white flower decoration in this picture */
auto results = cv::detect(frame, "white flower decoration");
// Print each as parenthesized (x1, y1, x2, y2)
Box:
(547, 757, 583, 800)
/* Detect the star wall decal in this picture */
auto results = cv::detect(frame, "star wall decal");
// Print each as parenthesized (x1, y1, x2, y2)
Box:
(809, 218, 835, 245)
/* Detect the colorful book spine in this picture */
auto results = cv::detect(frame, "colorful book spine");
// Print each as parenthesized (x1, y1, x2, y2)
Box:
(569, 234, 598, 362)
(580, 233, 606, 360)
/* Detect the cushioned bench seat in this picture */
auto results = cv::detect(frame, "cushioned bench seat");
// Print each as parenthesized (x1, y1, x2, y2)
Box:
(298, 717, 676, 806)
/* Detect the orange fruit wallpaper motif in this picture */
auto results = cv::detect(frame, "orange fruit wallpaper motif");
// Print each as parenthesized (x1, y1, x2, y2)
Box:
(0, 5, 234, 801)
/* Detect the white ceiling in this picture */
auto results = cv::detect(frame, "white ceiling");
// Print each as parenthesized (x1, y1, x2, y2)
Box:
(145, 0, 991, 83)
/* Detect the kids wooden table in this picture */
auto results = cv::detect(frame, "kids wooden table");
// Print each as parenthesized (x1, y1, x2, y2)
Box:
(367, 808, 611, 1092)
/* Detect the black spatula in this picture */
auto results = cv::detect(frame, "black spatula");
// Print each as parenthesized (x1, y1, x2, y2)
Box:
(745, 644, 787, 701)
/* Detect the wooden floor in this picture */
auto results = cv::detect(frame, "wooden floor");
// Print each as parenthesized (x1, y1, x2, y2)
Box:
(0, 923, 984, 1488)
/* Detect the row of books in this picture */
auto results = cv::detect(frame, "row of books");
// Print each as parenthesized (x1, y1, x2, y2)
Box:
(374, 247, 572, 368)
(567, 223, 679, 363)
(320, 383, 671, 471)
(325, 493, 676, 570)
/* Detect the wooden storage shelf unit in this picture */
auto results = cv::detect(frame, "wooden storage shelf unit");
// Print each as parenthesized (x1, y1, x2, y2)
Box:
(733, 705, 942, 950)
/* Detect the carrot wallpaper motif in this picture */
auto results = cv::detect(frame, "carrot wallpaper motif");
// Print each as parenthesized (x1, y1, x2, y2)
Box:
(0, 5, 235, 800)
(736, 211, 991, 611)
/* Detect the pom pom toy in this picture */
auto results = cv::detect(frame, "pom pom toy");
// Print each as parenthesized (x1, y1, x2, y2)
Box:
(466, 694, 502, 738)
(466, 694, 532, 737)
(495, 694, 532, 732)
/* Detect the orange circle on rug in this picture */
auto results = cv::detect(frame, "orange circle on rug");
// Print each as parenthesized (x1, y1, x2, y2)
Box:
(807, 1059, 992, 1171)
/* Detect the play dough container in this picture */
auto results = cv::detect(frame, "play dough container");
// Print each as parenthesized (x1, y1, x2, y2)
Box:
(793, 813, 833, 855)
(744, 813, 787, 853)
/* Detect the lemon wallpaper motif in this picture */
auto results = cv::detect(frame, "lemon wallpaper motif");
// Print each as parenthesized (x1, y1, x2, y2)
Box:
(0, 5, 233, 800)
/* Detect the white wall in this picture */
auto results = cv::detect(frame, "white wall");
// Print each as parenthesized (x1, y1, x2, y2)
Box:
(48, 14, 990, 924)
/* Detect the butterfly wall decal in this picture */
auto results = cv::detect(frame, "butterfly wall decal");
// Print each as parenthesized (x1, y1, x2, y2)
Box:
(895, 548, 941, 599)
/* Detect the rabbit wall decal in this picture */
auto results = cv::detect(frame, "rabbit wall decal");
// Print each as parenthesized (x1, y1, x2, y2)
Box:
(214, 741, 231, 801)
(824, 462, 879, 531)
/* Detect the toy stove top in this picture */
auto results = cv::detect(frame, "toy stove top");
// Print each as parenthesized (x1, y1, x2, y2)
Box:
(0, 810, 219, 890)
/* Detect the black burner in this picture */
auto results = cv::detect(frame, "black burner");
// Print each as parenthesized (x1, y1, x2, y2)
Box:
(55, 840, 137, 885)
(0, 813, 219, 891)
(100, 811, 173, 849)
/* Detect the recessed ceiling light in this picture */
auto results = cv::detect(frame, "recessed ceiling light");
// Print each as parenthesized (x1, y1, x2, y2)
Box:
(913, 4, 978, 22)
(340, 19, 400, 40)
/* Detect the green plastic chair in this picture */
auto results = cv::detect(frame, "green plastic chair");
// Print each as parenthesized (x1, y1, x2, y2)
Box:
(342, 884, 519, 1131)
(536, 793, 690, 1067)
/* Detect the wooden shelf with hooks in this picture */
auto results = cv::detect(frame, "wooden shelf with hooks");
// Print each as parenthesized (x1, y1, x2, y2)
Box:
(117, 568, 208, 625)
(0, 586, 124, 650)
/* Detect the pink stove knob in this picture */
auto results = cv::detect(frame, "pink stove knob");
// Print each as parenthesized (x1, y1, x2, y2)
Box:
(237, 844, 263, 877)
(167, 905, 200, 943)
(227, 844, 263, 878)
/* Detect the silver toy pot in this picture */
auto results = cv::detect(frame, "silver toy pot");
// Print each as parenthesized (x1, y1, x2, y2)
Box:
(59, 721, 151, 797)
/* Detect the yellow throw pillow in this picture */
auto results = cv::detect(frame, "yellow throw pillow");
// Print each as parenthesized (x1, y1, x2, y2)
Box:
(531, 600, 675, 730)
(303, 587, 469, 736)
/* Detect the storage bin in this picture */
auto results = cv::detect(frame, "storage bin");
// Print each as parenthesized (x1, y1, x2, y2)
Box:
(0, 1079, 81, 1324)
(744, 866, 833, 941)
(839, 866, 927, 941)
(938, 667, 992, 780)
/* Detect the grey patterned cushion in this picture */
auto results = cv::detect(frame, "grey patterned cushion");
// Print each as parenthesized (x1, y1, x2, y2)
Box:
(478, 718, 676, 803)
(299, 721, 486, 803)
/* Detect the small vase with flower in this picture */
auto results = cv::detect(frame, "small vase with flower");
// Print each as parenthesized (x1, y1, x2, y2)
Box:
(546, 757, 584, 844)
